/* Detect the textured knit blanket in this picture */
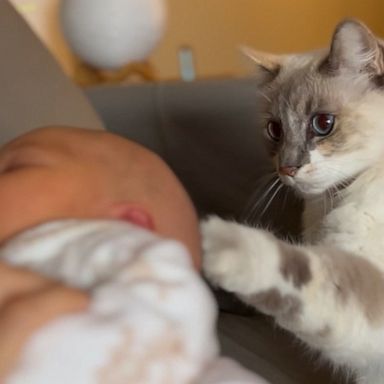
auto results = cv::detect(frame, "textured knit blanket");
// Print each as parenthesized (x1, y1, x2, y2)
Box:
(0, 220, 268, 384)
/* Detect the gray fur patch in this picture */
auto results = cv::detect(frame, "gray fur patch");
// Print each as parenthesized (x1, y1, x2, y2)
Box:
(319, 247, 384, 326)
(316, 325, 332, 339)
(297, 325, 332, 346)
(244, 288, 302, 323)
(279, 243, 312, 289)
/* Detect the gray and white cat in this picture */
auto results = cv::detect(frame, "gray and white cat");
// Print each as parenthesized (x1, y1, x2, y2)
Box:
(202, 19, 384, 384)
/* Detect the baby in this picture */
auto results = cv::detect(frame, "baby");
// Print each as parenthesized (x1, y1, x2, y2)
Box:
(0, 126, 268, 383)
(0, 126, 200, 262)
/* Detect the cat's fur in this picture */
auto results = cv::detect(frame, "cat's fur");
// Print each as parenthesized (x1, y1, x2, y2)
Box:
(203, 19, 384, 384)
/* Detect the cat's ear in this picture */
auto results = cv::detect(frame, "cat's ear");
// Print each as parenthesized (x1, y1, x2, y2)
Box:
(240, 46, 281, 79)
(320, 19, 382, 75)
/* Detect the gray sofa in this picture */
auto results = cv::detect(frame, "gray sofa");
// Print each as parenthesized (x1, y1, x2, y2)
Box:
(0, 1, 347, 383)
(86, 81, 345, 384)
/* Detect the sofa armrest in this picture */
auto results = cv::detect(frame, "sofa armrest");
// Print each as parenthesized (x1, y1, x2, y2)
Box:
(0, 1, 103, 146)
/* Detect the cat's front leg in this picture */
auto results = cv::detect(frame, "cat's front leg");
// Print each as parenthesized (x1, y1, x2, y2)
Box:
(202, 216, 308, 328)
(202, 215, 384, 377)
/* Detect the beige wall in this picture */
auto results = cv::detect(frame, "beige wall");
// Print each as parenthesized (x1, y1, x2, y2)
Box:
(150, 0, 384, 79)
(10, 0, 384, 81)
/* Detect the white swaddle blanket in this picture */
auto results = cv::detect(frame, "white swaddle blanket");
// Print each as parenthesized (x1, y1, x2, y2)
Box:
(0, 220, 269, 384)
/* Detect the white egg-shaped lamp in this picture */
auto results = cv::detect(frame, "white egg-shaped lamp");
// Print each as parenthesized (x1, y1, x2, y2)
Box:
(60, 0, 166, 69)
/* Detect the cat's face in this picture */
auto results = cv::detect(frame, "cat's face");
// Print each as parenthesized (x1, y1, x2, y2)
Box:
(249, 20, 384, 197)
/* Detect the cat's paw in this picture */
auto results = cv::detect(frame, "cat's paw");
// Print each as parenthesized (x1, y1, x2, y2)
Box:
(201, 217, 242, 288)
(201, 216, 280, 294)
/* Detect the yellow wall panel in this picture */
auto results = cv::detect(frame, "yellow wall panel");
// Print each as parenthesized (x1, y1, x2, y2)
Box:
(9, 0, 384, 81)
(150, 0, 384, 79)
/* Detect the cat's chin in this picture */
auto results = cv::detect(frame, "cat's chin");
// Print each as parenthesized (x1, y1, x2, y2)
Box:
(280, 171, 357, 198)
(282, 179, 328, 198)
(292, 185, 326, 199)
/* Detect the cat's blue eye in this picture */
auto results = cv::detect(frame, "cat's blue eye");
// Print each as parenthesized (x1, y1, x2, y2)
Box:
(267, 120, 283, 142)
(311, 113, 335, 136)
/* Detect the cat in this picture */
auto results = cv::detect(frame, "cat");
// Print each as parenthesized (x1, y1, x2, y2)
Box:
(202, 19, 384, 384)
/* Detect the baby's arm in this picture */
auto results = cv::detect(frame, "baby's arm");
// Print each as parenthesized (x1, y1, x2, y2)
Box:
(0, 263, 87, 381)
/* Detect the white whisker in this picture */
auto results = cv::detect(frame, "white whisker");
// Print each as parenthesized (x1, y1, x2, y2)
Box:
(259, 182, 284, 219)
(247, 177, 280, 221)
(258, 90, 272, 103)
(241, 173, 278, 220)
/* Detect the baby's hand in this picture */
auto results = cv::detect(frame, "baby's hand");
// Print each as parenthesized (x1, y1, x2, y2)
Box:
(0, 262, 88, 380)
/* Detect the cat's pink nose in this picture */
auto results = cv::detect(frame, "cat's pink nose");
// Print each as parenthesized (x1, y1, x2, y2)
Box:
(279, 166, 299, 177)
